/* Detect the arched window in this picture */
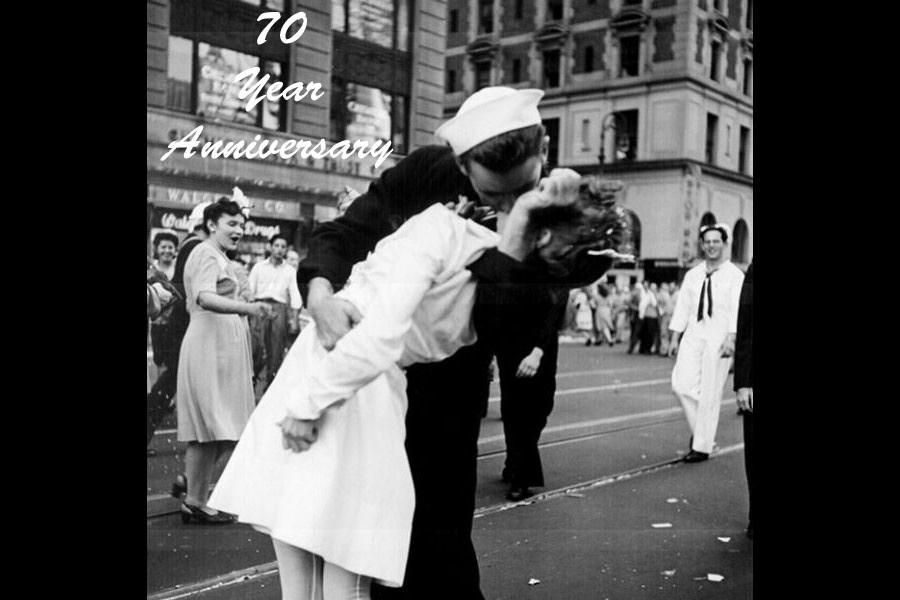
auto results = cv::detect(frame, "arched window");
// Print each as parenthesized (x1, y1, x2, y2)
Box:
(621, 209, 641, 259)
(732, 218, 749, 263)
(697, 212, 717, 258)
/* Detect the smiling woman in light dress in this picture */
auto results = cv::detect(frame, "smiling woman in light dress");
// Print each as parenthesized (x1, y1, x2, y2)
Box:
(175, 198, 275, 524)
(207, 173, 631, 599)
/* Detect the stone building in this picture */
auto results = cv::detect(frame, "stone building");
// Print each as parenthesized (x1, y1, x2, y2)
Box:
(444, 0, 753, 284)
(147, 0, 447, 264)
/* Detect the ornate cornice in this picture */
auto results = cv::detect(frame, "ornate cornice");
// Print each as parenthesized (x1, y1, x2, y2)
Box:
(466, 37, 500, 61)
(533, 22, 570, 48)
(610, 8, 651, 34)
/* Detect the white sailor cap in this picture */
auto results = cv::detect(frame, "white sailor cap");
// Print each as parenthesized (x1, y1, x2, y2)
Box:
(434, 87, 545, 156)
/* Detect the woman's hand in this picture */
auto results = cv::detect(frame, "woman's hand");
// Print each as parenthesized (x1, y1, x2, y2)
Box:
(249, 302, 275, 320)
(513, 168, 582, 214)
(277, 416, 320, 452)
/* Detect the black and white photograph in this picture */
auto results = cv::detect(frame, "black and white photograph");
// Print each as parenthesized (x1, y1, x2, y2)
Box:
(146, 1, 754, 598)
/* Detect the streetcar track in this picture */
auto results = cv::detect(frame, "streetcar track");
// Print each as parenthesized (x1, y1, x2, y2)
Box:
(147, 442, 745, 600)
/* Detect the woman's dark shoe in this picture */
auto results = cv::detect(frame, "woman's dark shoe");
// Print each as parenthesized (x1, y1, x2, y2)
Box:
(683, 450, 709, 463)
(180, 502, 235, 525)
(171, 474, 187, 499)
(506, 486, 533, 502)
(584, 339, 592, 347)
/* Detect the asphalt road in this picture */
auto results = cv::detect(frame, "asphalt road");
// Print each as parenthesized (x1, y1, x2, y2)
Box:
(147, 341, 751, 599)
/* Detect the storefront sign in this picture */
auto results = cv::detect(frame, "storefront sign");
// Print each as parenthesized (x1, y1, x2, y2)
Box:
(148, 184, 302, 221)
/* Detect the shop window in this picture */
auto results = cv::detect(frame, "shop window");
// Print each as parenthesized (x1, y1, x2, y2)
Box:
(619, 35, 640, 77)
(543, 49, 561, 88)
(166, 35, 193, 113)
(195, 43, 286, 131)
(548, 0, 563, 21)
(512, 58, 522, 83)
(543, 118, 560, 168)
(332, 0, 412, 51)
(709, 39, 722, 82)
(705, 113, 718, 165)
(449, 9, 458, 33)
(447, 69, 457, 92)
(237, 0, 285, 8)
(479, 0, 494, 34)
(330, 78, 407, 154)
(732, 219, 749, 263)
(613, 109, 638, 162)
(739, 126, 750, 174)
(584, 46, 595, 73)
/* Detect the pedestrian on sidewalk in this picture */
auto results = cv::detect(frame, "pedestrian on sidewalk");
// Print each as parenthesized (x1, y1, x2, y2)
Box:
(175, 199, 274, 524)
(638, 281, 660, 354)
(573, 286, 597, 345)
(592, 283, 616, 346)
(208, 171, 629, 598)
(668, 224, 745, 462)
(734, 260, 754, 538)
(248, 233, 303, 394)
(626, 282, 643, 354)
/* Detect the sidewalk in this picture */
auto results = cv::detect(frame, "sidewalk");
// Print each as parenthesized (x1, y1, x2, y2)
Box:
(160, 448, 751, 600)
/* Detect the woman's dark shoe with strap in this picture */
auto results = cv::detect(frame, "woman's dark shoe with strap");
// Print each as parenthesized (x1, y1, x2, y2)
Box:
(180, 502, 235, 525)
(171, 474, 187, 499)
(506, 486, 533, 502)
(683, 450, 709, 463)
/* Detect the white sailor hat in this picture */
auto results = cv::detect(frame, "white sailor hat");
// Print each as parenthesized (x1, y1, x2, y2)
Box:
(186, 201, 213, 231)
(434, 87, 545, 156)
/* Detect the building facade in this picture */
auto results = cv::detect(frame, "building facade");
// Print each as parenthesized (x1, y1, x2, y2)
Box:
(443, 0, 753, 284)
(147, 0, 448, 263)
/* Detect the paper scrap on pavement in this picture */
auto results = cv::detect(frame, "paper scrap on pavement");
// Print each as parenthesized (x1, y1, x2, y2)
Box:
(666, 498, 679, 503)
(661, 570, 676, 577)
(717, 537, 731, 542)
(566, 492, 586, 498)
(528, 578, 541, 586)
(651, 523, 673, 528)
(707, 574, 725, 582)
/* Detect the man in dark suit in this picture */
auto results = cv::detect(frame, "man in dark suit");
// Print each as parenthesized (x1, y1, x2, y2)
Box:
(734, 261, 754, 539)
(296, 87, 620, 600)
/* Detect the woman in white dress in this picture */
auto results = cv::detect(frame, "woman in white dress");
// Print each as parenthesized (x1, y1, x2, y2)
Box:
(208, 172, 631, 599)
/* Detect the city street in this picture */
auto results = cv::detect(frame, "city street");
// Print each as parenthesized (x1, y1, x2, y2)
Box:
(147, 341, 752, 600)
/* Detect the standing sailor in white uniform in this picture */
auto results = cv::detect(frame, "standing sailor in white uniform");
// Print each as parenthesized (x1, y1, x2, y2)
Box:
(668, 223, 745, 462)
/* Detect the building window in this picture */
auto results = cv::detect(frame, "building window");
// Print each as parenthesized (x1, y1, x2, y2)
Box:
(449, 9, 458, 33)
(623, 0, 642, 5)
(619, 36, 640, 77)
(543, 118, 560, 168)
(584, 46, 595, 73)
(237, 0, 285, 8)
(725, 124, 731, 157)
(709, 39, 722, 82)
(739, 126, 750, 174)
(168, 38, 287, 131)
(512, 58, 522, 83)
(479, 0, 494, 34)
(614, 109, 638, 162)
(330, 78, 407, 154)
(543, 49, 560, 88)
(475, 61, 492, 90)
(732, 219, 749, 263)
(622, 209, 641, 259)
(746, 0, 753, 30)
(743, 58, 753, 96)
(166, 35, 193, 114)
(713, 0, 723, 11)
(548, 0, 563, 21)
(332, 1, 412, 51)
(705, 113, 718, 165)
(447, 69, 457, 93)
(580, 119, 591, 151)
(515, 0, 523, 19)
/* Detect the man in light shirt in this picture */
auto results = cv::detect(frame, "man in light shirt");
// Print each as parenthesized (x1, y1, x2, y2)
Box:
(248, 233, 303, 392)
(668, 224, 745, 462)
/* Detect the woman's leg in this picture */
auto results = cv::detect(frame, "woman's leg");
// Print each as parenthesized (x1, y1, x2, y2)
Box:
(272, 538, 324, 600)
(323, 560, 371, 600)
(211, 440, 237, 491)
(184, 441, 218, 508)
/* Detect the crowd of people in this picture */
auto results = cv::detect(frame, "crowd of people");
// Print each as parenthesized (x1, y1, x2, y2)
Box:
(145, 86, 752, 600)
(568, 280, 681, 355)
